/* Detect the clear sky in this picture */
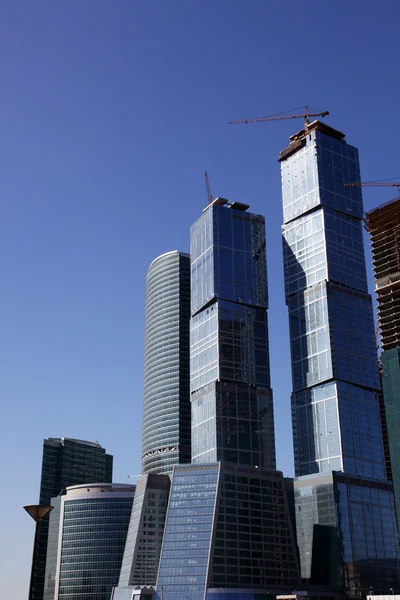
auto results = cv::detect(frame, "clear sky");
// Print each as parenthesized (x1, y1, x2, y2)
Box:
(1, 0, 400, 596)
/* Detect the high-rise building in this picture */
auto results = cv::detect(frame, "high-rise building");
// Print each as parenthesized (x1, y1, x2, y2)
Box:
(31, 438, 113, 600)
(366, 198, 400, 352)
(50, 483, 135, 600)
(280, 120, 400, 596)
(156, 462, 300, 600)
(43, 496, 62, 600)
(190, 199, 275, 468)
(118, 473, 170, 587)
(155, 199, 300, 600)
(113, 251, 190, 596)
(142, 251, 191, 475)
(367, 197, 400, 524)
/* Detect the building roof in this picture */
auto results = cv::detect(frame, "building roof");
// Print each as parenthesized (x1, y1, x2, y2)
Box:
(47, 437, 105, 449)
(66, 482, 135, 493)
(278, 120, 346, 162)
(148, 250, 190, 270)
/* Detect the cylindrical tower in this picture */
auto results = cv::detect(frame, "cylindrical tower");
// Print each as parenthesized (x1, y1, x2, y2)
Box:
(142, 250, 191, 475)
(53, 483, 135, 600)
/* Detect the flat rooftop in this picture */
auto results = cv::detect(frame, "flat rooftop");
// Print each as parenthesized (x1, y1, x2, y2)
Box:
(278, 120, 346, 162)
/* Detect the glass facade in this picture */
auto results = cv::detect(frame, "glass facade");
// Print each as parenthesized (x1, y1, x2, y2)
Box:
(280, 121, 400, 597)
(32, 438, 113, 600)
(293, 473, 400, 595)
(190, 203, 275, 470)
(382, 348, 400, 524)
(156, 200, 300, 600)
(292, 475, 339, 586)
(43, 496, 62, 600)
(119, 474, 170, 587)
(292, 379, 386, 479)
(208, 465, 299, 589)
(206, 592, 284, 600)
(281, 126, 363, 225)
(157, 464, 220, 600)
(190, 203, 268, 315)
(281, 123, 384, 480)
(54, 484, 135, 600)
(156, 464, 300, 600)
(142, 251, 191, 475)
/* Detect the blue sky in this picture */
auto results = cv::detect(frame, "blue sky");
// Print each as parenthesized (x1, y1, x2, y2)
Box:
(1, 0, 400, 596)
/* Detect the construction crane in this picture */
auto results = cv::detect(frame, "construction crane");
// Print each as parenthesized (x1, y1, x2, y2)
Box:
(205, 171, 213, 204)
(345, 180, 400, 188)
(229, 105, 329, 127)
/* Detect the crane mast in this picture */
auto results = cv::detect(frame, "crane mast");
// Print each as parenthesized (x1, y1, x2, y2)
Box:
(205, 171, 213, 204)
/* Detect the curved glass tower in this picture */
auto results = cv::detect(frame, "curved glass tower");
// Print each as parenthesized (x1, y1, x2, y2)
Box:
(142, 250, 191, 474)
(53, 483, 135, 600)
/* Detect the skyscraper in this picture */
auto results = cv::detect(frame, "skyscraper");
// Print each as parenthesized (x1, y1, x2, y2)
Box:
(142, 251, 191, 475)
(43, 496, 62, 600)
(280, 120, 400, 596)
(156, 198, 300, 600)
(190, 199, 275, 468)
(51, 483, 135, 600)
(366, 197, 400, 525)
(112, 251, 191, 593)
(31, 438, 113, 600)
(118, 473, 170, 588)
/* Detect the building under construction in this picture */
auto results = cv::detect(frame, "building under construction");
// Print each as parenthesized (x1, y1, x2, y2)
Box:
(367, 197, 400, 530)
(367, 197, 400, 351)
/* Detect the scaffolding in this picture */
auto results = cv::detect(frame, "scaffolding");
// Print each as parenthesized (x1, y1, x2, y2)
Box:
(366, 197, 400, 351)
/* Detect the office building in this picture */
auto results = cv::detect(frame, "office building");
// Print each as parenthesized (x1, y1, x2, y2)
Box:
(114, 251, 190, 594)
(43, 497, 62, 600)
(367, 197, 400, 523)
(31, 438, 113, 600)
(51, 483, 135, 600)
(118, 473, 170, 587)
(157, 463, 300, 600)
(190, 198, 275, 468)
(280, 120, 400, 596)
(156, 199, 300, 600)
(142, 251, 191, 475)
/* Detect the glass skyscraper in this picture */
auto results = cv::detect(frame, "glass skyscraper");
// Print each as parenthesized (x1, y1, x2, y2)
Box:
(142, 251, 191, 475)
(113, 251, 190, 596)
(31, 437, 113, 600)
(156, 199, 300, 600)
(190, 199, 275, 469)
(52, 483, 135, 600)
(280, 120, 400, 596)
(118, 473, 170, 587)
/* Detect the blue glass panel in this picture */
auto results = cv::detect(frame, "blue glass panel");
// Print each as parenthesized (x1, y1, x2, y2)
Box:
(57, 496, 134, 600)
(157, 466, 220, 600)
(189, 203, 275, 470)
(191, 206, 267, 313)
